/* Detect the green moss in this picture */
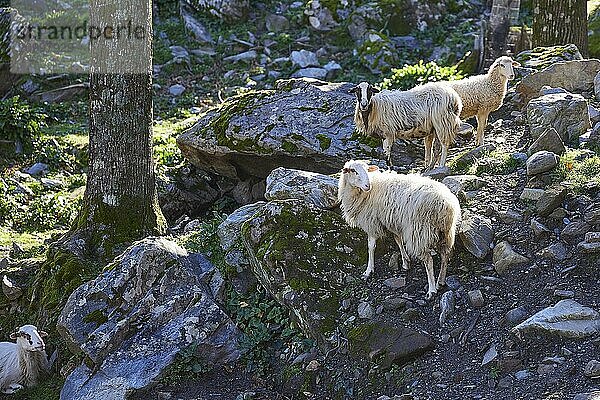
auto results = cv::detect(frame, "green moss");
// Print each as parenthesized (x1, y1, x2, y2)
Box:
(316, 134, 332, 151)
(82, 309, 108, 326)
(199, 90, 273, 154)
(281, 140, 298, 153)
(468, 150, 519, 176)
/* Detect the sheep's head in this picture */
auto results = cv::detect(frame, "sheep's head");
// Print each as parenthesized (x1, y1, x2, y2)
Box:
(341, 160, 379, 192)
(349, 82, 379, 112)
(491, 56, 519, 80)
(10, 325, 47, 352)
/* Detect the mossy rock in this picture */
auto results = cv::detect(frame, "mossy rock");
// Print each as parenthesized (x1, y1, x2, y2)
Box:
(240, 199, 367, 347)
(177, 78, 419, 181)
(515, 44, 583, 70)
(348, 322, 433, 369)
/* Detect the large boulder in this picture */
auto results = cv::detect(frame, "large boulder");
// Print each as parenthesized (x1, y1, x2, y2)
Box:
(177, 78, 417, 182)
(240, 199, 366, 346)
(527, 92, 591, 144)
(516, 59, 600, 105)
(58, 238, 240, 400)
(515, 45, 583, 70)
(458, 211, 494, 259)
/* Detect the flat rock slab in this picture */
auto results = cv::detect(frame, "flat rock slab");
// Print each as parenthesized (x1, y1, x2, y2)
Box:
(517, 59, 600, 105)
(527, 92, 591, 143)
(512, 299, 600, 339)
(58, 238, 240, 400)
(459, 211, 493, 259)
(176, 78, 417, 181)
(348, 322, 433, 369)
(265, 167, 338, 209)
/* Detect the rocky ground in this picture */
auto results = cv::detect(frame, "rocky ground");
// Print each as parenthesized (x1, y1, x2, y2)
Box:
(1, 1, 600, 399)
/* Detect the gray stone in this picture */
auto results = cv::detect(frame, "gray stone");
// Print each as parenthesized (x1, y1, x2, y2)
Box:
(305, 0, 339, 31)
(577, 232, 600, 253)
(493, 241, 529, 274)
(526, 151, 558, 176)
(182, 0, 248, 21)
(265, 14, 289, 32)
(218, 202, 267, 272)
(467, 289, 485, 308)
(265, 167, 338, 209)
(540, 242, 568, 261)
(512, 299, 600, 339)
(383, 277, 406, 289)
(40, 177, 64, 189)
(584, 203, 600, 225)
(528, 128, 566, 156)
(442, 175, 486, 195)
(358, 302, 374, 319)
(421, 166, 451, 180)
(540, 86, 569, 96)
(26, 162, 48, 176)
(517, 59, 600, 104)
(223, 50, 257, 62)
(573, 391, 600, 400)
(561, 220, 590, 243)
(459, 211, 493, 259)
(169, 84, 186, 96)
(536, 185, 567, 217)
(290, 50, 319, 68)
(291, 67, 328, 80)
(36, 83, 88, 103)
(169, 46, 190, 61)
(181, 4, 213, 43)
(323, 61, 342, 79)
(553, 289, 575, 298)
(58, 238, 240, 400)
(589, 105, 600, 125)
(531, 218, 551, 239)
(514, 369, 531, 380)
(451, 144, 496, 168)
(520, 188, 546, 202)
(177, 79, 413, 181)
(438, 290, 455, 325)
(527, 92, 591, 143)
(584, 360, 600, 378)
(506, 306, 529, 326)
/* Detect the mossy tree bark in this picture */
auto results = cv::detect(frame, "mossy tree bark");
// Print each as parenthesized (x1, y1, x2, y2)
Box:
(67, 0, 166, 258)
(532, 0, 588, 56)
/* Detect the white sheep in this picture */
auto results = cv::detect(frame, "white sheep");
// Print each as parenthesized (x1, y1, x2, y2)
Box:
(338, 160, 461, 299)
(0, 325, 49, 394)
(350, 81, 462, 169)
(447, 56, 519, 145)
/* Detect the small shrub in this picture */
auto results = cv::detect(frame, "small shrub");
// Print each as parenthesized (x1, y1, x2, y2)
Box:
(0, 96, 47, 152)
(380, 61, 464, 91)
(555, 150, 600, 192)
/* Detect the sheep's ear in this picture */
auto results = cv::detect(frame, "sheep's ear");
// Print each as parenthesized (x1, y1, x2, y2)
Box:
(9, 332, 18, 340)
(367, 165, 379, 172)
(512, 61, 520, 67)
(348, 86, 359, 94)
(370, 86, 380, 94)
(38, 331, 48, 338)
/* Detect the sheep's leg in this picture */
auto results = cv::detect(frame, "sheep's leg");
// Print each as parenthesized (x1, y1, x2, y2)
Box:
(424, 134, 435, 170)
(438, 142, 449, 168)
(383, 137, 393, 168)
(436, 251, 450, 290)
(362, 236, 377, 279)
(421, 253, 437, 300)
(475, 112, 489, 146)
(394, 235, 410, 271)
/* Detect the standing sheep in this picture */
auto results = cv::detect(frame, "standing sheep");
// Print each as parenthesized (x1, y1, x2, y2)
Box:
(447, 56, 519, 145)
(350, 81, 462, 169)
(338, 160, 461, 299)
(0, 325, 49, 394)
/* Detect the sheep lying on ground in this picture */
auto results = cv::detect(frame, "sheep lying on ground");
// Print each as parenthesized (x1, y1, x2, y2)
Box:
(350, 81, 462, 169)
(447, 56, 519, 145)
(338, 160, 461, 299)
(0, 325, 49, 394)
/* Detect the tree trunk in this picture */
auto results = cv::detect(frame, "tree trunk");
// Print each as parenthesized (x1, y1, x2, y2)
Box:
(68, 0, 166, 257)
(532, 0, 588, 56)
